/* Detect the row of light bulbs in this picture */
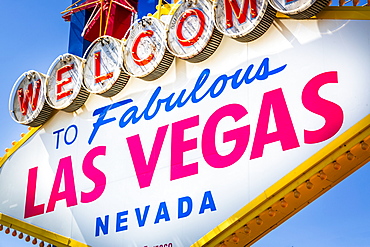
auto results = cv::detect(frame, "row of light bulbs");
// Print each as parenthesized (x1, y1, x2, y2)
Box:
(0, 224, 52, 247)
(1, 126, 34, 161)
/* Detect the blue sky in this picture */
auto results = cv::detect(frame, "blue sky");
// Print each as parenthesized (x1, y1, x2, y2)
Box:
(0, 1, 70, 246)
(0, 1, 369, 246)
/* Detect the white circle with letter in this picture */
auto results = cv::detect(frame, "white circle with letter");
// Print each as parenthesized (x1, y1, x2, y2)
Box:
(9, 70, 53, 126)
(167, 0, 223, 62)
(214, 0, 276, 42)
(83, 36, 129, 97)
(123, 16, 174, 81)
(46, 53, 89, 112)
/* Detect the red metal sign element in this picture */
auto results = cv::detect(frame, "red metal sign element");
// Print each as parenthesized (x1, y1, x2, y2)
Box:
(62, 0, 138, 42)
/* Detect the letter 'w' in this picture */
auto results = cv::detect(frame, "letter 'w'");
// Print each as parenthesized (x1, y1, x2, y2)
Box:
(17, 80, 41, 115)
(224, 0, 257, 28)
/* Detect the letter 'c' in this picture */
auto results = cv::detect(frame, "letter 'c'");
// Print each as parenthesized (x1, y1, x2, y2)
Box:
(132, 30, 155, 66)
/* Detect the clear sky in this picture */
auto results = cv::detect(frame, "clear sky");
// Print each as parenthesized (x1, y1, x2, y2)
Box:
(0, 1, 369, 246)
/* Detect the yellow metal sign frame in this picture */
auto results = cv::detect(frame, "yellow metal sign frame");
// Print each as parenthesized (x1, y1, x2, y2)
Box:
(278, 6, 370, 19)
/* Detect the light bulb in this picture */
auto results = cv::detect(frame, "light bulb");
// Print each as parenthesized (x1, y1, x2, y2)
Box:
(244, 225, 251, 234)
(268, 208, 276, 217)
(280, 199, 288, 208)
(361, 141, 369, 150)
(318, 171, 327, 180)
(293, 190, 301, 199)
(256, 217, 263, 225)
(232, 234, 239, 243)
(306, 180, 313, 189)
(333, 161, 341, 170)
(347, 152, 354, 160)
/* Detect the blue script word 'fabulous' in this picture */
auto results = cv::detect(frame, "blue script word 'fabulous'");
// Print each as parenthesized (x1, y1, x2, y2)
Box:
(88, 58, 287, 144)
